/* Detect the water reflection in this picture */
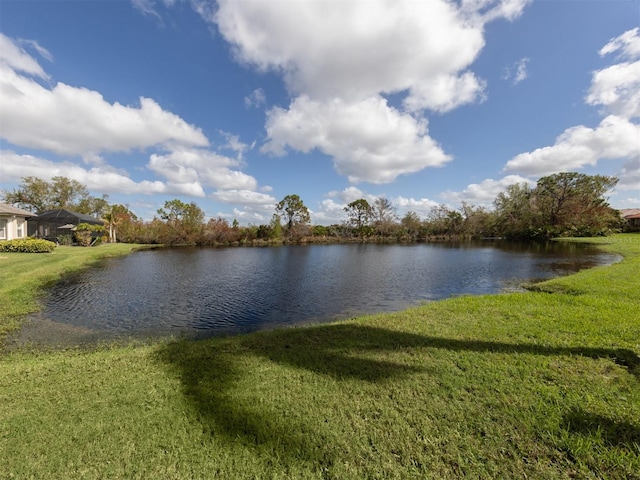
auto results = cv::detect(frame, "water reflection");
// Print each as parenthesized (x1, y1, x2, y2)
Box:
(24, 241, 618, 343)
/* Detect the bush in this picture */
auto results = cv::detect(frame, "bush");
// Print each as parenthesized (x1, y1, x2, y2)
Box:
(74, 223, 104, 247)
(56, 234, 74, 246)
(0, 238, 57, 253)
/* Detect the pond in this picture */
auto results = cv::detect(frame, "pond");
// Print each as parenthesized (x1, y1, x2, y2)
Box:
(18, 241, 618, 346)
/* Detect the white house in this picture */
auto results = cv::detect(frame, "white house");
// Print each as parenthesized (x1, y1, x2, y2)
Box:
(0, 203, 36, 241)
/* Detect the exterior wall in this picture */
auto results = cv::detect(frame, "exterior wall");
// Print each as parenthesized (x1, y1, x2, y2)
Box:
(624, 216, 640, 232)
(0, 215, 28, 240)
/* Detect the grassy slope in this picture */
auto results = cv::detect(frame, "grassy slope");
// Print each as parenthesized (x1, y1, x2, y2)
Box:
(1, 236, 638, 479)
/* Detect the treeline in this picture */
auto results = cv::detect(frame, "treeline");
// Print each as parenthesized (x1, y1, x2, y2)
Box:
(2, 173, 626, 246)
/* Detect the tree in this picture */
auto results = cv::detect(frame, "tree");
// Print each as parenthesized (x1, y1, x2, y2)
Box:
(270, 214, 283, 240)
(3, 176, 99, 214)
(77, 194, 110, 218)
(344, 198, 373, 236)
(2, 177, 50, 213)
(400, 211, 422, 238)
(157, 199, 205, 244)
(102, 204, 135, 243)
(460, 202, 494, 238)
(372, 197, 398, 235)
(275, 194, 310, 237)
(493, 182, 536, 238)
(49, 176, 91, 210)
(492, 173, 619, 239)
(533, 172, 618, 237)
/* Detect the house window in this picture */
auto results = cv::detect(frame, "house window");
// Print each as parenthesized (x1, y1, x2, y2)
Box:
(0, 219, 6, 240)
(16, 220, 25, 238)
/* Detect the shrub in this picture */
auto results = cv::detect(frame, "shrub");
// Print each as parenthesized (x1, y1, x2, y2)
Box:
(0, 238, 57, 253)
(74, 223, 104, 247)
(56, 234, 74, 246)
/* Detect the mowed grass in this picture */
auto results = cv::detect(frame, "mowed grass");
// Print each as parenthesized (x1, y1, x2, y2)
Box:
(1, 236, 638, 479)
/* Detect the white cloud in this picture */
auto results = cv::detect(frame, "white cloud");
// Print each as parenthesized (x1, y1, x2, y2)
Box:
(503, 58, 529, 85)
(505, 28, 640, 177)
(0, 34, 268, 203)
(244, 88, 266, 109)
(215, 0, 491, 102)
(148, 148, 258, 192)
(262, 95, 451, 184)
(441, 175, 533, 206)
(212, 0, 528, 184)
(218, 131, 251, 160)
(204, 191, 278, 226)
(0, 34, 209, 158)
(462, 0, 531, 23)
(0, 68, 209, 157)
(505, 115, 640, 175)
(599, 27, 640, 60)
(211, 189, 276, 207)
(586, 60, 640, 118)
(391, 196, 441, 218)
(312, 199, 347, 226)
(221, 200, 276, 224)
(326, 186, 370, 203)
(0, 33, 50, 79)
(403, 72, 487, 113)
(615, 158, 640, 192)
(0, 150, 170, 195)
(304, 187, 369, 224)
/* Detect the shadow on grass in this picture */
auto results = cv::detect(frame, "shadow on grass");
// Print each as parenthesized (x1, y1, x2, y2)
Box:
(156, 323, 639, 465)
(562, 407, 640, 452)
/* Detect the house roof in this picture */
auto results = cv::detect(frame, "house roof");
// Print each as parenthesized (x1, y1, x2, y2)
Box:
(0, 203, 37, 217)
(32, 208, 103, 225)
(620, 208, 640, 219)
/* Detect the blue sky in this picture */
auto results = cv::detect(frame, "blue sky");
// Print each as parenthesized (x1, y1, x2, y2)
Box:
(1, 0, 639, 225)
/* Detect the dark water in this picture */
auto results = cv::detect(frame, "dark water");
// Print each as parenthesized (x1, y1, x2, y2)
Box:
(21, 241, 618, 344)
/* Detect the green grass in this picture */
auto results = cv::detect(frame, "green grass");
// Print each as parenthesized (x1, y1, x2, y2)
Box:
(1, 235, 639, 479)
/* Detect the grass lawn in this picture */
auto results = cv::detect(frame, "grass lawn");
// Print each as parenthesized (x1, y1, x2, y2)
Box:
(1, 236, 638, 479)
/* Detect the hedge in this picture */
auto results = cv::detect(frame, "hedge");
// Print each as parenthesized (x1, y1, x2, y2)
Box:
(0, 238, 57, 253)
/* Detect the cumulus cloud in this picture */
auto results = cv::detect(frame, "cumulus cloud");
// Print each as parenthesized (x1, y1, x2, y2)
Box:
(312, 199, 347, 225)
(215, 0, 489, 101)
(262, 95, 451, 184)
(148, 148, 258, 192)
(616, 158, 640, 192)
(0, 150, 170, 195)
(442, 175, 533, 206)
(586, 61, 640, 118)
(0, 62, 209, 157)
(504, 28, 640, 177)
(505, 115, 640, 175)
(212, 0, 528, 184)
(211, 189, 275, 206)
(391, 196, 441, 218)
(0, 33, 265, 206)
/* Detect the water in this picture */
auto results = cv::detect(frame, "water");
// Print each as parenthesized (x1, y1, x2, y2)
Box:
(21, 241, 618, 344)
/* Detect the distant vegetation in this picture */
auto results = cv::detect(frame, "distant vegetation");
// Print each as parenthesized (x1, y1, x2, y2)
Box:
(2, 172, 627, 246)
